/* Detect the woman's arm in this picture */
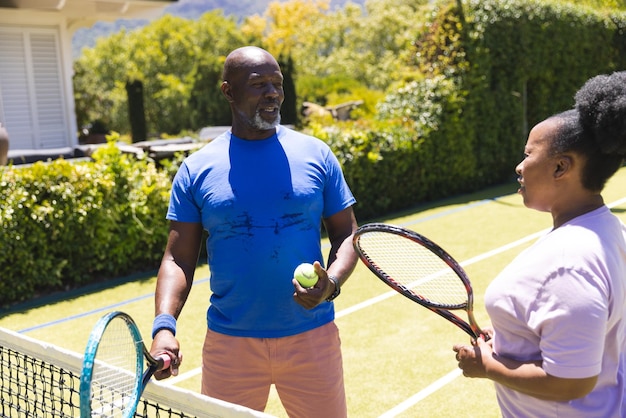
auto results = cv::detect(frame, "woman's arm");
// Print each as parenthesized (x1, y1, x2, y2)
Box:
(453, 338, 598, 401)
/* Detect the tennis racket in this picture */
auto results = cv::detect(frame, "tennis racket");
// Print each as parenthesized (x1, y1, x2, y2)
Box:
(353, 223, 487, 340)
(79, 311, 171, 418)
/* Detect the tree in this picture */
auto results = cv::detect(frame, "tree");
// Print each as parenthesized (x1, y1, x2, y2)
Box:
(126, 80, 147, 142)
(278, 54, 298, 125)
(73, 11, 249, 135)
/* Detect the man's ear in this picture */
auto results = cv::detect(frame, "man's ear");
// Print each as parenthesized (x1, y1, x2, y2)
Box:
(554, 155, 573, 179)
(221, 81, 233, 102)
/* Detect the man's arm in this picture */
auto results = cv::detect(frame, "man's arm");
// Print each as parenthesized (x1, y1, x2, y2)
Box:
(323, 206, 359, 291)
(151, 220, 203, 379)
(155, 221, 203, 317)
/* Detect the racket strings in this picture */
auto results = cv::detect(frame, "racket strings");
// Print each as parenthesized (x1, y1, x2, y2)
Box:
(90, 317, 139, 417)
(358, 231, 468, 309)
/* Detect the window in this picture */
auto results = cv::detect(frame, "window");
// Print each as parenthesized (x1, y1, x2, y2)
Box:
(0, 26, 70, 150)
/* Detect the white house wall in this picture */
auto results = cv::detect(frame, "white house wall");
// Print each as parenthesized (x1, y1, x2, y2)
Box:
(0, 2, 174, 154)
(0, 10, 76, 151)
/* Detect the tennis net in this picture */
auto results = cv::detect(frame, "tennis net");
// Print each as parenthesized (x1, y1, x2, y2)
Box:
(0, 327, 274, 418)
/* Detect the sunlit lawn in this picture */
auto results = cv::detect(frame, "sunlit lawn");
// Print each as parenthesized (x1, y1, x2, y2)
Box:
(2, 166, 625, 417)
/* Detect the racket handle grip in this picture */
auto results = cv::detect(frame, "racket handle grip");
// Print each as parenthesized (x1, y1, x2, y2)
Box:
(157, 354, 171, 370)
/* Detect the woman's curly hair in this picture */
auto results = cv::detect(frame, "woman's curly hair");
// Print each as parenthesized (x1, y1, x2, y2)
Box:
(549, 71, 626, 192)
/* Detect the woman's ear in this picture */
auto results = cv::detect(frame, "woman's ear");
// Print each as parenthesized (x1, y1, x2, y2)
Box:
(554, 154, 573, 179)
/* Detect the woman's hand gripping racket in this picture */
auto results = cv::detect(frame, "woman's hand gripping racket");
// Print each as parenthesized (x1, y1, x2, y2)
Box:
(353, 223, 488, 341)
(79, 311, 171, 418)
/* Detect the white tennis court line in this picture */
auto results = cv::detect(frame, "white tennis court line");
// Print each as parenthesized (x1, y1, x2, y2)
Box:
(610, 196, 626, 210)
(379, 369, 462, 418)
(167, 196, 626, 400)
(167, 365, 202, 385)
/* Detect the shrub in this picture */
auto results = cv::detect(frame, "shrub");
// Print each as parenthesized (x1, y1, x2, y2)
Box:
(0, 142, 171, 307)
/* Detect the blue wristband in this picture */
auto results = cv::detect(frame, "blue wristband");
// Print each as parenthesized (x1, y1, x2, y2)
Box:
(152, 313, 177, 338)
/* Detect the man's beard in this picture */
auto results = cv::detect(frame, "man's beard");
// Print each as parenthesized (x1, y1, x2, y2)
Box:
(240, 108, 281, 131)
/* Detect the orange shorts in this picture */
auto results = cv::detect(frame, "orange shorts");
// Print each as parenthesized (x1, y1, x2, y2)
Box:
(201, 321, 347, 417)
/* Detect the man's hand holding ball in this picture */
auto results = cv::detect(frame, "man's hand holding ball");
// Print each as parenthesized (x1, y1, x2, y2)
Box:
(292, 261, 333, 309)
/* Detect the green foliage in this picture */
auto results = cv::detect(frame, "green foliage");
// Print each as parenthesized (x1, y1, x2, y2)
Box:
(309, 0, 626, 220)
(297, 74, 364, 106)
(572, 0, 626, 10)
(277, 0, 426, 91)
(0, 142, 171, 307)
(73, 11, 250, 135)
(240, 0, 431, 113)
(388, 0, 625, 186)
(411, 1, 470, 79)
(459, 0, 626, 184)
(311, 74, 472, 220)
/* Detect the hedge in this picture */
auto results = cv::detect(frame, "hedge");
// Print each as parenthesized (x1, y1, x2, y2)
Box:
(0, 142, 171, 307)
(314, 0, 626, 221)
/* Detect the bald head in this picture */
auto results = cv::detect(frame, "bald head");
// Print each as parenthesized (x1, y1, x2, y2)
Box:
(220, 46, 284, 139)
(222, 46, 280, 82)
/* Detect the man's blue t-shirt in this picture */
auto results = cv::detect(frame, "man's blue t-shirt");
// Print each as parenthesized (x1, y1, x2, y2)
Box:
(167, 126, 356, 338)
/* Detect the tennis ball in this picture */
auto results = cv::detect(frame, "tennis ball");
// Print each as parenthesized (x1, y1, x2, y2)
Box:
(294, 263, 319, 288)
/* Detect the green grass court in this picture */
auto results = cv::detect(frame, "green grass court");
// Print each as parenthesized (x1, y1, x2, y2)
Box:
(2, 166, 626, 417)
